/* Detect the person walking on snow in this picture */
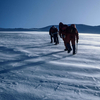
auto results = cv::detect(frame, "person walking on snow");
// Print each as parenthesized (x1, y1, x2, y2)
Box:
(59, 22, 71, 51)
(67, 24, 79, 55)
(52, 26, 59, 45)
(49, 26, 59, 45)
(49, 26, 54, 43)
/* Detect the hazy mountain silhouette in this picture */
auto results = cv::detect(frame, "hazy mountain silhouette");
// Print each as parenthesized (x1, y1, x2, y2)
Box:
(0, 24, 100, 33)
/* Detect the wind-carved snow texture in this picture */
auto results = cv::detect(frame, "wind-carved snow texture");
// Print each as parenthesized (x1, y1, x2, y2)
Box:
(0, 31, 100, 100)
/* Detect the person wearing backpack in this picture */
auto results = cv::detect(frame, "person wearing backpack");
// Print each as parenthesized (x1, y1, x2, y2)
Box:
(49, 26, 54, 43)
(68, 24, 79, 55)
(50, 26, 59, 45)
(59, 22, 71, 51)
(52, 26, 59, 45)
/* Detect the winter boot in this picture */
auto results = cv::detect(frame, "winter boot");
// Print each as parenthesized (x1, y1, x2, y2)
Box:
(72, 45, 76, 55)
(66, 43, 72, 53)
(64, 48, 68, 51)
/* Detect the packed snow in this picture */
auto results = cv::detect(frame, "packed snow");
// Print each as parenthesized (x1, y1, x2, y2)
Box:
(0, 31, 100, 100)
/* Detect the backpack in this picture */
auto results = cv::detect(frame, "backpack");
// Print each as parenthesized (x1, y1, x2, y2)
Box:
(62, 25, 68, 32)
(69, 26, 76, 34)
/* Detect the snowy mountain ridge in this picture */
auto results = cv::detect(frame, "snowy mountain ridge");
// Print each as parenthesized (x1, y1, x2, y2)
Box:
(0, 24, 100, 33)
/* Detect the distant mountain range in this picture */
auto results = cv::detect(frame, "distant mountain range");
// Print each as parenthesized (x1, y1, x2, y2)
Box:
(0, 24, 100, 33)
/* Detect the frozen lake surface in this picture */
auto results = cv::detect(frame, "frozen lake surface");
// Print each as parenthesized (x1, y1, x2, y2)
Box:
(0, 31, 100, 100)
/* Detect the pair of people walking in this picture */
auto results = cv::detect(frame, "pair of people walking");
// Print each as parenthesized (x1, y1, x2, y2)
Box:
(59, 22, 79, 55)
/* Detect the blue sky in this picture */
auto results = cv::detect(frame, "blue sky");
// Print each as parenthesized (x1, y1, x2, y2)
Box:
(0, 0, 100, 28)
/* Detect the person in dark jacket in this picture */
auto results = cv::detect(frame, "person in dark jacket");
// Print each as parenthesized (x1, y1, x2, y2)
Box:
(49, 26, 54, 43)
(52, 26, 59, 45)
(59, 22, 71, 51)
(66, 24, 79, 54)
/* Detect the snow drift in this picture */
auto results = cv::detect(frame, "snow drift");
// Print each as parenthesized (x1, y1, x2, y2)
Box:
(0, 31, 100, 100)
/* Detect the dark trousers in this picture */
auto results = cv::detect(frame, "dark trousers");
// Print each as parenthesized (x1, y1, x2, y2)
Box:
(50, 35, 53, 43)
(54, 34, 59, 44)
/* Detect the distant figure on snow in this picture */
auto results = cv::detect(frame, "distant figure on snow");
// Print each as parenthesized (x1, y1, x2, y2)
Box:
(49, 26, 54, 43)
(49, 26, 59, 45)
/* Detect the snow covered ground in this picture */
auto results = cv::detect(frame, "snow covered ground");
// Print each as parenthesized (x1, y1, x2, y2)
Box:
(0, 31, 100, 100)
